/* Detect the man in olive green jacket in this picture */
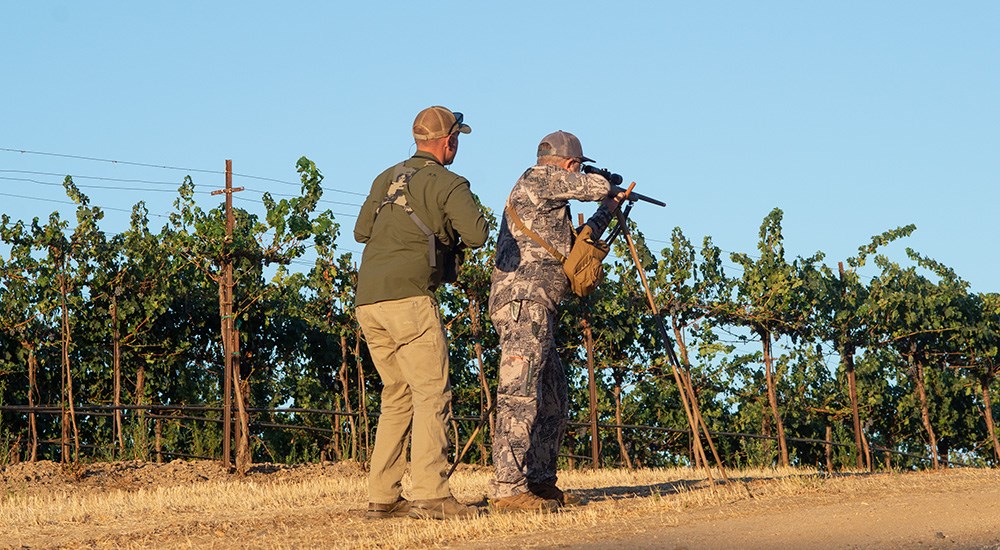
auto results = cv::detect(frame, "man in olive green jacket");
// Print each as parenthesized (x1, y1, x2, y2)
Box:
(354, 106, 489, 520)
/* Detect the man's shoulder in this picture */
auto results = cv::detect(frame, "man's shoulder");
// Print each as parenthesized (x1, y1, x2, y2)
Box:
(376, 157, 433, 175)
(514, 164, 564, 187)
(514, 164, 605, 198)
(414, 162, 468, 188)
(372, 161, 406, 184)
(518, 164, 550, 179)
(510, 165, 557, 195)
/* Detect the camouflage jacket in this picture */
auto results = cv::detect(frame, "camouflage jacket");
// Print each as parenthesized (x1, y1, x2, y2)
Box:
(489, 164, 611, 313)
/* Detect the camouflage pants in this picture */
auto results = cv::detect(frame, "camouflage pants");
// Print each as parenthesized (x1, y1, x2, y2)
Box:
(490, 299, 567, 499)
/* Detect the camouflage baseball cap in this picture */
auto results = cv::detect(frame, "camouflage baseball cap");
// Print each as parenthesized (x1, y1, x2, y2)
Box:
(536, 130, 594, 162)
(412, 106, 471, 141)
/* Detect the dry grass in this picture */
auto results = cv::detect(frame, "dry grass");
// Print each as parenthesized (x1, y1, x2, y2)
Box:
(3, 463, 998, 549)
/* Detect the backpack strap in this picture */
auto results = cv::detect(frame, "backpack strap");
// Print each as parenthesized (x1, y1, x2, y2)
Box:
(376, 161, 439, 267)
(504, 203, 566, 263)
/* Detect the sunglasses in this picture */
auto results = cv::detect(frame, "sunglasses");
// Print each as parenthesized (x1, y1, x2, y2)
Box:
(448, 112, 465, 135)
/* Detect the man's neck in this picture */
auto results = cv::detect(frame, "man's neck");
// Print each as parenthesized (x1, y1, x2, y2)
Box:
(415, 146, 445, 165)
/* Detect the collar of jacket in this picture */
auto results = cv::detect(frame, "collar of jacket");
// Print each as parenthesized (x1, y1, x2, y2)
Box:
(411, 150, 444, 166)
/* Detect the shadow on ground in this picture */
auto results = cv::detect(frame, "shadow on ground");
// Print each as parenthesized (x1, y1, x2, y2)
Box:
(579, 477, 707, 503)
(580, 471, 873, 504)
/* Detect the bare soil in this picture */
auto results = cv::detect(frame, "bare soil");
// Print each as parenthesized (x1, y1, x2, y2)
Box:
(470, 470, 1000, 550)
(3, 460, 1000, 549)
(1, 459, 366, 497)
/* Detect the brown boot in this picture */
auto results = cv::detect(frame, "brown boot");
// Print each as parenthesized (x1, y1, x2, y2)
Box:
(408, 495, 480, 520)
(528, 482, 583, 506)
(366, 497, 411, 519)
(490, 491, 560, 513)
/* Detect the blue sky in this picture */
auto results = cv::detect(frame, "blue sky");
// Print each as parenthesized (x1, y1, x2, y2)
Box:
(3, 2, 998, 292)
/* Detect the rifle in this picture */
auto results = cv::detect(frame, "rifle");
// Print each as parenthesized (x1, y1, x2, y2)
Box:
(582, 165, 667, 207)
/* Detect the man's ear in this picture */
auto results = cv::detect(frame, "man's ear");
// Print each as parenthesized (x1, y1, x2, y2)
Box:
(448, 134, 458, 149)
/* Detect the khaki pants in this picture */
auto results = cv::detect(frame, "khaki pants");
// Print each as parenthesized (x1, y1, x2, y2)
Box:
(357, 295, 452, 503)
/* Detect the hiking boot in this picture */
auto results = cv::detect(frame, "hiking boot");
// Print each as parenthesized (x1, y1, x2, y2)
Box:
(366, 497, 411, 519)
(408, 495, 480, 520)
(528, 482, 584, 506)
(490, 491, 560, 513)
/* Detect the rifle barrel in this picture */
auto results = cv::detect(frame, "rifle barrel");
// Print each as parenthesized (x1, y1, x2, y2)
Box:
(627, 190, 666, 207)
(612, 185, 666, 207)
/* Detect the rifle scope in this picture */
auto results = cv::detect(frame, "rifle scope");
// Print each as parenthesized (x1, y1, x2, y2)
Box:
(581, 165, 665, 207)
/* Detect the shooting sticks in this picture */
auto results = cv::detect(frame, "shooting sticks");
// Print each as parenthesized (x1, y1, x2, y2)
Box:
(614, 184, 728, 484)
(447, 401, 497, 479)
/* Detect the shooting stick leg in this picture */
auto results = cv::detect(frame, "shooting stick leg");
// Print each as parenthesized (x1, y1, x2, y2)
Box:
(615, 211, 728, 484)
(447, 401, 497, 479)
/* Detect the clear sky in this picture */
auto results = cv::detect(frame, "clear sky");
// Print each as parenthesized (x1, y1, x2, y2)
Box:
(3, 2, 998, 292)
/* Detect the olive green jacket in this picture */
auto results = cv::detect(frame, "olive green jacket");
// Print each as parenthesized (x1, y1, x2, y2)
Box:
(354, 151, 489, 306)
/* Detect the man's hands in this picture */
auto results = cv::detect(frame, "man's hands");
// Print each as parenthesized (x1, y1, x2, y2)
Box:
(602, 188, 627, 211)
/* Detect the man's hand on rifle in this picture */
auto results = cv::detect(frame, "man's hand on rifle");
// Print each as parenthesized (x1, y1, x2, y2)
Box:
(603, 188, 628, 212)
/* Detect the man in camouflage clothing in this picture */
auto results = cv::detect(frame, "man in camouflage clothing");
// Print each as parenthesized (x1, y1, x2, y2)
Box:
(489, 131, 624, 511)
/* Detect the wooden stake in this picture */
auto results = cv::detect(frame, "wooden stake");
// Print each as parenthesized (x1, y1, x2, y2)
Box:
(211, 159, 244, 470)
(155, 417, 162, 464)
(839, 262, 866, 470)
(825, 423, 833, 471)
(27, 347, 38, 462)
(112, 293, 124, 454)
(582, 317, 600, 468)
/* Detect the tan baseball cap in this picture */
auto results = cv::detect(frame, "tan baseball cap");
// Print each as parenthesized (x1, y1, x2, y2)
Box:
(536, 130, 594, 162)
(412, 106, 471, 141)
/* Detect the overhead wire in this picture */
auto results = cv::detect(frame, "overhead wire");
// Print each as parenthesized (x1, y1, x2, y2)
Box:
(0, 146, 449, 276)
(232, 195, 357, 219)
(0, 191, 170, 218)
(240, 187, 362, 208)
(1, 146, 367, 197)
(1, 169, 183, 187)
(0, 175, 212, 194)
(0, 147, 222, 175)
(2, 171, 363, 208)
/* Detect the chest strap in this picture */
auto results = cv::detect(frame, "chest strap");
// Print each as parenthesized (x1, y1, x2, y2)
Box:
(504, 203, 566, 263)
(376, 161, 439, 267)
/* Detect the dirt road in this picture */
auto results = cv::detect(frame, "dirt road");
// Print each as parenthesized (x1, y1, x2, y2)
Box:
(4, 461, 1000, 549)
(466, 470, 1000, 550)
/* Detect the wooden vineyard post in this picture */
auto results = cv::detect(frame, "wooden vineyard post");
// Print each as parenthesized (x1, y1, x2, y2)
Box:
(112, 292, 124, 454)
(825, 423, 833, 472)
(355, 333, 369, 460)
(839, 262, 866, 470)
(339, 334, 357, 460)
(59, 270, 80, 464)
(155, 417, 163, 464)
(578, 212, 601, 469)
(982, 380, 1000, 462)
(582, 316, 600, 468)
(27, 347, 38, 461)
(211, 159, 244, 470)
(469, 297, 493, 464)
(233, 326, 251, 474)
